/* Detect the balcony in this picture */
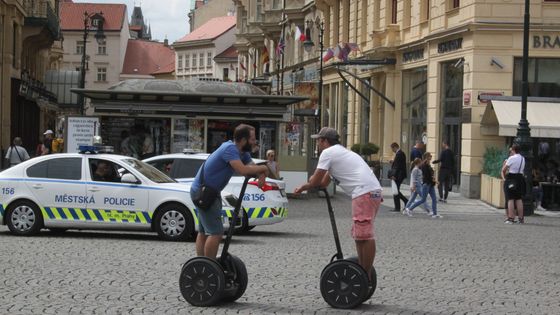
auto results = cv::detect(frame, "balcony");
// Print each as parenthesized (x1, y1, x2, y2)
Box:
(23, 0, 61, 40)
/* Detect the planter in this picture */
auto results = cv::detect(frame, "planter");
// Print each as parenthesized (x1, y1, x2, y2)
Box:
(490, 177, 505, 209)
(480, 174, 491, 204)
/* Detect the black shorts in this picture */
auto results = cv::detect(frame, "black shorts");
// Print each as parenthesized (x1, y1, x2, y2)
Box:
(506, 173, 526, 200)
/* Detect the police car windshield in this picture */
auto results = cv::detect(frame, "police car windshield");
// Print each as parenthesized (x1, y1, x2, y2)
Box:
(122, 159, 176, 183)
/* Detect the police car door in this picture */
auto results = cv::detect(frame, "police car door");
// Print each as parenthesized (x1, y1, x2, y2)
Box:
(86, 158, 149, 228)
(25, 157, 86, 227)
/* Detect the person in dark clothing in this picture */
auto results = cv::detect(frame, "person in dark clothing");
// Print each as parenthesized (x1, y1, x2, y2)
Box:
(433, 140, 455, 202)
(390, 142, 408, 212)
(410, 140, 423, 162)
(405, 152, 441, 218)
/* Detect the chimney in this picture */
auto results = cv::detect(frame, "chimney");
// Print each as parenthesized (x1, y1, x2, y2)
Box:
(164, 38, 168, 46)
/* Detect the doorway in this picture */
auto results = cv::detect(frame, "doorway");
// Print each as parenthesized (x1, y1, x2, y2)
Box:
(440, 60, 463, 185)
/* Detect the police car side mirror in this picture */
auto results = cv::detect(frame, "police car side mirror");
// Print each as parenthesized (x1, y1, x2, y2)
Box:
(121, 173, 140, 184)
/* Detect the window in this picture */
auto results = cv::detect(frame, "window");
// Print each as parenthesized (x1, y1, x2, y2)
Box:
(97, 67, 107, 82)
(272, 0, 280, 9)
(199, 53, 204, 68)
(207, 52, 212, 68)
(256, 0, 263, 21)
(391, 0, 397, 24)
(76, 41, 84, 55)
(185, 54, 190, 69)
(453, 0, 460, 8)
(12, 22, 17, 67)
(223, 67, 229, 80)
(173, 159, 204, 178)
(89, 159, 121, 182)
(420, 0, 430, 22)
(192, 54, 197, 68)
(513, 58, 560, 98)
(178, 55, 183, 70)
(97, 41, 106, 55)
(27, 158, 82, 180)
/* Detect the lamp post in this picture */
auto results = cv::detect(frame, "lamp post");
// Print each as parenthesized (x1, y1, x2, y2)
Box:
(515, 0, 533, 216)
(79, 11, 105, 116)
(303, 20, 324, 132)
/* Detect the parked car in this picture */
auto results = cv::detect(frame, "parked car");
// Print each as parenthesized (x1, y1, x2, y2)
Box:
(0, 150, 238, 241)
(143, 152, 288, 232)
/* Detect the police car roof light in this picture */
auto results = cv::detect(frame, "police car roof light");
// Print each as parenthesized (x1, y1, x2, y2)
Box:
(78, 145, 115, 154)
(182, 148, 203, 154)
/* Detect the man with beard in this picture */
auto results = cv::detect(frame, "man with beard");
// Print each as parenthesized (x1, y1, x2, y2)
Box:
(190, 124, 269, 258)
(294, 127, 383, 286)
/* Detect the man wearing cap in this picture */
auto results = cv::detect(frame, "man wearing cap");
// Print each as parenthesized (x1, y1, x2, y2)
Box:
(41, 130, 54, 155)
(294, 127, 383, 285)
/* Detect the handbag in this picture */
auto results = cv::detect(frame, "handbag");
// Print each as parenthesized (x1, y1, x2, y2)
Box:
(192, 162, 220, 210)
(391, 179, 399, 196)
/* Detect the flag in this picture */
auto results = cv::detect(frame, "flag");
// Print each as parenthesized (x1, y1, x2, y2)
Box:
(295, 26, 306, 42)
(346, 42, 360, 52)
(261, 46, 270, 65)
(240, 62, 246, 71)
(275, 37, 285, 56)
(337, 43, 351, 61)
(322, 48, 334, 62)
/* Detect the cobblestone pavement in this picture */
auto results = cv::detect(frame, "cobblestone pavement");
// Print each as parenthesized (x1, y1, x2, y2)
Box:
(1, 192, 559, 315)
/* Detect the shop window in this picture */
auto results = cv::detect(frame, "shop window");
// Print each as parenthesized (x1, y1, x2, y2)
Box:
(513, 57, 560, 98)
(402, 67, 428, 152)
(172, 118, 204, 152)
(97, 67, 107, 82)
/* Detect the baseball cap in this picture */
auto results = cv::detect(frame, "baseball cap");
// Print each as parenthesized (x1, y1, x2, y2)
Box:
(43, 129, 54, 135)
(311, 127, 339, 140)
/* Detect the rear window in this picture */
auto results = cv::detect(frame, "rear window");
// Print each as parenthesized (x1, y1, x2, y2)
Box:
(27, 158, 82, 180)
(171, 159, 205, 178)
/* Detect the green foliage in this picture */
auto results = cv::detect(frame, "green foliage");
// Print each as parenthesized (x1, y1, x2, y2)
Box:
(350, 142, 380, 157)
(482, 146, 509, 178)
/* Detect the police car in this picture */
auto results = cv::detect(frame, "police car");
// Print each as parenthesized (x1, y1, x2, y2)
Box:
(143, 151, 288, 232)
(0, 147, 239, 241)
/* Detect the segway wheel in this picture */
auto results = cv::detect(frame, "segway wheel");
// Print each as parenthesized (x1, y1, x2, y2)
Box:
(180, 257, 225, 306)
(347, 256, 377, 301)
(220, 254, 248, 303)
(320, 260, 369, 309)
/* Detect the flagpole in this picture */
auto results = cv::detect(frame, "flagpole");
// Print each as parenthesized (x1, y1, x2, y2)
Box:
(318, 20, 324, 129)
(280, 0, 286, 95)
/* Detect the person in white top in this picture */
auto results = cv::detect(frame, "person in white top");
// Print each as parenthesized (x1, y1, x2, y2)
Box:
(294, 127, 383, 284)
(5, 137, 30, 166)
(501, 144, 526, 224)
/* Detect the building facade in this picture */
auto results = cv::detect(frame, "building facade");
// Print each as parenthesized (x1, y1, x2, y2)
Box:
(1, 0, 61, 165)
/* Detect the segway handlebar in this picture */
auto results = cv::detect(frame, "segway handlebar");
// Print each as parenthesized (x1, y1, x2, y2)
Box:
(320, 188, 344, 261)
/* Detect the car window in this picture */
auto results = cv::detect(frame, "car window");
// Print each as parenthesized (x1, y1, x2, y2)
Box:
(121, 159, 176, 183)
(26, 158, 82, 180)
(147, 159, 175, 176)
(173, 159, 204, 178)
(89, 159, 122, 182)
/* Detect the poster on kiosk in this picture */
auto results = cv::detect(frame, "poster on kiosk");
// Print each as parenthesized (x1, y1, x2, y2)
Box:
(64, 116, 100, 153)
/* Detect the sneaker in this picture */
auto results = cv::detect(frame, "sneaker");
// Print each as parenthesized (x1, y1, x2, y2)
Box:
(438, 198, 444, 202)
(536, 205, 547, 211)
(431, 214, 442, 219)
(517, 218, 525, 224)
(443, 199, 447, 203)
(403, 208, 412, 217)
(504, 218, 514, 224)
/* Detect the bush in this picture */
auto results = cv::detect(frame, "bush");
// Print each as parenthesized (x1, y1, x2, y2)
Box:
(350, 142, 380, 156)
(482, 146, 509, 178)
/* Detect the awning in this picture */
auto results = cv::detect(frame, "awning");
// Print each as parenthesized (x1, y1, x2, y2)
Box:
(481, 99, 560, 138)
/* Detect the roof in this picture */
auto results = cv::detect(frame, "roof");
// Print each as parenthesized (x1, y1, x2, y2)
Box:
(60, 2, 127, 31)
(122, 40, 175, 76)
(176, 16, 235, 43)
(215, 46, 238, 59)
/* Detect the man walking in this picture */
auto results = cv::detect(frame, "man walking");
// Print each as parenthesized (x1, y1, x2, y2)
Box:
(190, 124, 269, 259)
(5, 137, 30, 167)
(390, 142, 408, 212)
(294, 127, 382, 284)
(433, 140, 455, 202)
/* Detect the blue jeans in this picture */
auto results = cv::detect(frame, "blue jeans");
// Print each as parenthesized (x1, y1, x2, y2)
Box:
(408, 184, 438, 215)
(406, 189, 429, 211)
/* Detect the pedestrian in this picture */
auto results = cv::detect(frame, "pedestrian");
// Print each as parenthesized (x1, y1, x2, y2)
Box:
(404, 158, 430, 216)
(266, 149, 280, 179)
(294, 127, 382, 285)
(119, 130, 131, 156)
(538, 139, 550, 167)
(389, 142, 408, 212)
(41, 130, 54, 155)
(5, 137, 30, 167)
(433, 140, 455, 203)
(141, 127, 155, 159)
(410, 140, 423, 162)
(404, 152, 441, 218)
(190, 124, 269, 258)
(501, 144, 526, 224)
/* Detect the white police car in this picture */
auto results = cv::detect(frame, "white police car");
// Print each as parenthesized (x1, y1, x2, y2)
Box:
(0, 148, 238, 241)
(143, 152, 288, 232)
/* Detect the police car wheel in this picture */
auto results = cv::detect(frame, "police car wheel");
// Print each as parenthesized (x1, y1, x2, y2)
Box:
(6, 200, 43, 236)
(346, 256, 376, 301)
(320, 260, 369, 309)
(180, 257, 225, 306)
(220, 254, 248, 303)
(155, 204, 194, 241)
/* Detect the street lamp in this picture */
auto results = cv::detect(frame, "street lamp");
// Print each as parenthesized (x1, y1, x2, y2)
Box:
(79, 11, 105, 115)
(303, 20, 324, 132)
(515, 0, 534, 215)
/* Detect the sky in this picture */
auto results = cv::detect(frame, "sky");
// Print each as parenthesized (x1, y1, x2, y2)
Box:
(73, 0, 191, 43)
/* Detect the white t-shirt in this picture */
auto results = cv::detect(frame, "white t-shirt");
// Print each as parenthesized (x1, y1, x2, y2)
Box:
(5, 145, 30, 164)
(317, 144, 382, 198)
(506, 153, 525, 174)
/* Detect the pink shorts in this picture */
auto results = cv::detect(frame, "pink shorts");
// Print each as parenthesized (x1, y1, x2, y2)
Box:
(351, 191, 382, 240)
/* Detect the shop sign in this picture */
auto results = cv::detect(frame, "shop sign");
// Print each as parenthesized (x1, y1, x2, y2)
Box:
(402, 49, 424, 63)
(533, 35, 560, 49)
(463, 91, 471, 106)
(65, 116, 100, 153)
(477, 91, 504, 104)
(438, 38, 463, 54)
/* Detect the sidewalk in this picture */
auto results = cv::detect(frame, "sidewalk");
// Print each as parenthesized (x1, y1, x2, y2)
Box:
(380, 183, 560, 218)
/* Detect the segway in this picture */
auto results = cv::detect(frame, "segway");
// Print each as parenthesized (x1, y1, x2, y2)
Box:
(319, 189, 377, 309)
(180, 163, 275, 306)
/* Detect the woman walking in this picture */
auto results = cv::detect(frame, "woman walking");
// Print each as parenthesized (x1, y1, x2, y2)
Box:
(501, 144, 526, 224)
(403, 158, 430, 216)
(404, 152, 441, 218)
(266, 149, 280, 179)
